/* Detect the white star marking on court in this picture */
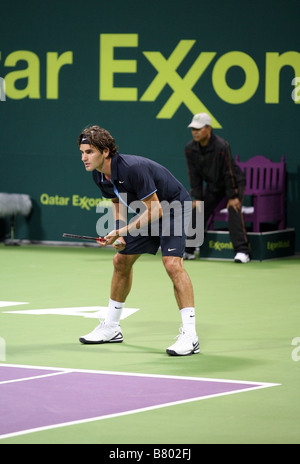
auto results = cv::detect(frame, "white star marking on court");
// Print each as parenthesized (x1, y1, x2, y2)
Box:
(0, 302, 139, 319)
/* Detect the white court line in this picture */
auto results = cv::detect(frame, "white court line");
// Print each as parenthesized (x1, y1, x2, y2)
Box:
(0, 362, 281, 386)
(0, 363, 281, 441)
(0, 370, 69, 385)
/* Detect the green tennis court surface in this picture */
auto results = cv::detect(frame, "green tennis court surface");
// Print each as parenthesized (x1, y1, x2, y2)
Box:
(0, 244, 299, 444)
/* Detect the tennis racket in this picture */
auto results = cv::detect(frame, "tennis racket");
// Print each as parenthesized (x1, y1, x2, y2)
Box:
(62, 233, 122, 246)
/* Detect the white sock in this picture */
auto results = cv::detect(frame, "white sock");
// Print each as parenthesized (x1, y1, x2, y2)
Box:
(180, 307, 196, 334)
(105, 299, 125, 327)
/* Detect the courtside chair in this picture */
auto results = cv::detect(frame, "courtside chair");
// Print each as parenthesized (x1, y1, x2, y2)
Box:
(207, 155, 286, 232)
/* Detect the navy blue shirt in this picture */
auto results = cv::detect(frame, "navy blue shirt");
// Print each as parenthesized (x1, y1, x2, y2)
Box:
(92, 153, 190, 205)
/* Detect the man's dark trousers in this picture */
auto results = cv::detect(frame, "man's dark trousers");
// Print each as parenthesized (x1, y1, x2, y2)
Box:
(186, 186, 249, 255)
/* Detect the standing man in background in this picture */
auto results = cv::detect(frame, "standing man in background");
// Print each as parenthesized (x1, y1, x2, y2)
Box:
(184, 113, 250, 263)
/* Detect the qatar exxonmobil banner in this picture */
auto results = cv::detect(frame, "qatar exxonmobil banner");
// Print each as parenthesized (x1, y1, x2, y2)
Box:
(1, 34, 299, 118)
(0, 0, 299, 248)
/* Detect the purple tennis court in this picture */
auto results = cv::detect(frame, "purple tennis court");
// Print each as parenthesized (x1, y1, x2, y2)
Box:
(0, 364, 279, 440)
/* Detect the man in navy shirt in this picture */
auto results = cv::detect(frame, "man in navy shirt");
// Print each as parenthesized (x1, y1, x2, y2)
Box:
(77, 125, 199, 356)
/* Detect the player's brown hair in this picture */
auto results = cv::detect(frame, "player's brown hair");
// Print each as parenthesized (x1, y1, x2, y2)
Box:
(78, 125, 118, 158)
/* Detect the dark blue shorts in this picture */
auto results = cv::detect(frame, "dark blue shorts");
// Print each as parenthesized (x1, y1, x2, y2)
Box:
(119, 233, 186, 257)
(119, 200, 191, 257)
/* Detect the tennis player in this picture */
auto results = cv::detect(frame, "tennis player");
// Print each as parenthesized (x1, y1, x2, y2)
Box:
(78, 125, 199, 356)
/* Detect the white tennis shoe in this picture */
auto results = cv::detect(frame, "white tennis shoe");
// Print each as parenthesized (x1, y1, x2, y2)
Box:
(79, 321, 123, 344)
(234, 253, 250, 263)
(166, 327, 200, 356)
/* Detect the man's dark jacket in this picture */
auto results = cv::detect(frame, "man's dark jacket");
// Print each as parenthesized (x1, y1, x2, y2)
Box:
(185, 133, 246, 200)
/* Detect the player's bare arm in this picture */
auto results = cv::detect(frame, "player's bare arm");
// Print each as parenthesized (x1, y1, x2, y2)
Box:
(104, 193, 163, 245)
(96, 198, 127, 250)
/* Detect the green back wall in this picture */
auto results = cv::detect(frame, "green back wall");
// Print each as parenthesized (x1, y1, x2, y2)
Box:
(0, 0, 299, 250)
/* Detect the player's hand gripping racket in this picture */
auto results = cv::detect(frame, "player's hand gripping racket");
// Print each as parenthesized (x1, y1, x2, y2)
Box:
(62, 233, 123, 247)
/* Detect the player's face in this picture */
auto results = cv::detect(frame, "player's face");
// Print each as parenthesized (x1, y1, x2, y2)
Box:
(80, 144, 108, 172)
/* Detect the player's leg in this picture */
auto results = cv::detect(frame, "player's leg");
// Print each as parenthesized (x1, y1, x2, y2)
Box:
(162, 255, 199, 356)
(162, 256, 194, 309)
(160, 207, 200, 356)
(110, 252, 141, 303)
(79, 253, 140, 344)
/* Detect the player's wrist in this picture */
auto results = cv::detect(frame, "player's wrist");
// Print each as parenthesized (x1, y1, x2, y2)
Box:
(116, 226, 128, 237)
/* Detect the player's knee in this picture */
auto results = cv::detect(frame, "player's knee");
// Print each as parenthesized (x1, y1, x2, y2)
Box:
(113, 253, 136, 275)
(113, 253, 127, 273)
(163, 256, 182, 278)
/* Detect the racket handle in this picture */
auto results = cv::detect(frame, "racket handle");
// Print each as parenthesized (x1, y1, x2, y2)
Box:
(96, 237, 123, 246)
